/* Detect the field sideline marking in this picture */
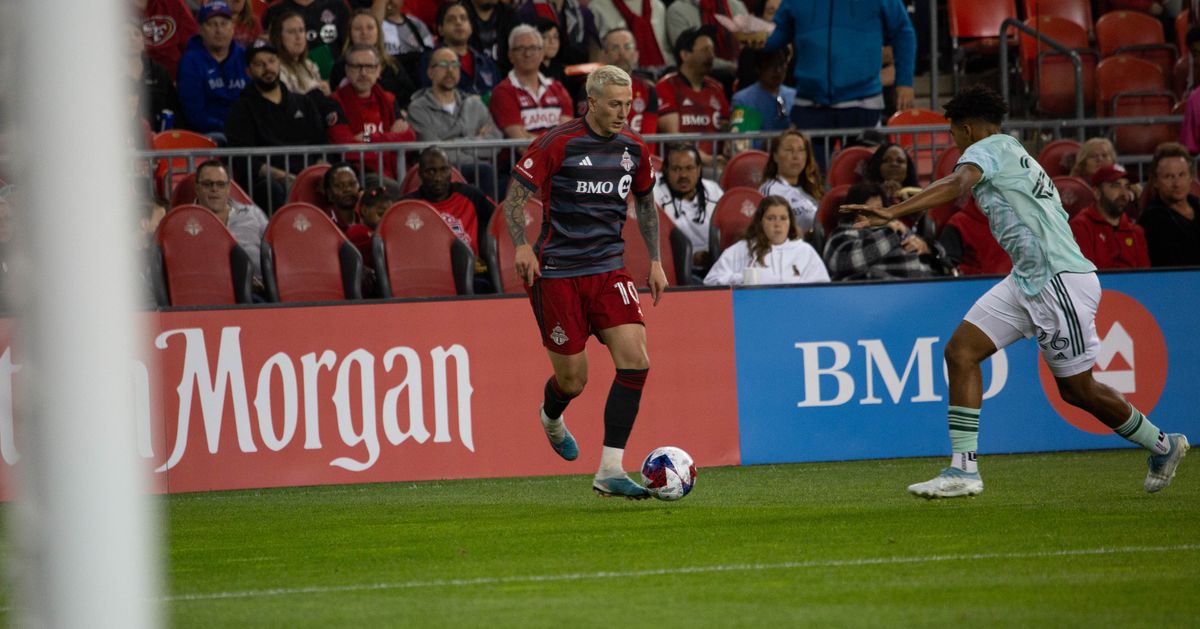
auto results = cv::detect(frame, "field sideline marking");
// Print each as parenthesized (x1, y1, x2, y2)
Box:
(168, 543, 1200, 603)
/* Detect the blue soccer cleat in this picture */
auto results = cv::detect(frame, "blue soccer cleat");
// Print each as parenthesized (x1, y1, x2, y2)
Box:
(592, 474, 652, 500)
(540, 405, 578, 461)
(907, 467, 983, 499)
(1145, 433, 1189, 493)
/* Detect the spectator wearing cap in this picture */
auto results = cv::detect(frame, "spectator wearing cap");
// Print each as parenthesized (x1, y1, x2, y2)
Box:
(656, 26, 730, 166)
(135, 0, 200, 81)
(588, 0, 672, 73)
(664, 0, 748, 74)
(762, 0, 915, 168)
(225, 44, 329, 213)
(1138, 142, 1200, 267)
(176, 0, 248, 141)
(1069, 164, 1149, 270)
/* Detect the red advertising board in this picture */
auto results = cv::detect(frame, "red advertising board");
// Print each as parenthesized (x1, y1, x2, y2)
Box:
(0, 290, 740, 497)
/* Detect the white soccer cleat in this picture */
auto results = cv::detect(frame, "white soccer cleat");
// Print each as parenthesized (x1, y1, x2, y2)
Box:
(1145, 433, 1189, 494)
(908, 467, 984, 499)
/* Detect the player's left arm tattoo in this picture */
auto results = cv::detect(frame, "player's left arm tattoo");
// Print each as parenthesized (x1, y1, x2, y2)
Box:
(634, 192, 660, 261)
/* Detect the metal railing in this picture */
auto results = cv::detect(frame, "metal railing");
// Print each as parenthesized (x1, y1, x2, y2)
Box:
(998, 17, 1088, 132)
(137, 115, 1182, 209)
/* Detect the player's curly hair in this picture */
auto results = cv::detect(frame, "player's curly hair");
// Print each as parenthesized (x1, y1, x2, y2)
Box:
(943, 84, 1008, 125)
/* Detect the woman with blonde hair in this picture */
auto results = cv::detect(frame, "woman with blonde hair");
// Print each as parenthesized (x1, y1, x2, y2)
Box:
(704, 195, 830, 285)
(330, 9, 417, 108)
(1069, 137, 1117, 181)
(269, 10, 330, 95)
(758, 129, 826, 235)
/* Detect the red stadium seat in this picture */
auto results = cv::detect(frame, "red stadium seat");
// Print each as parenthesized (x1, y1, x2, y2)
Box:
(1176, 10, 1190, 58)
(1096, 55, 1168, 117)
(1019, 16, 1099, 116)
(1112, 91, 1178, 155)
(622, 205, 682, 287)
(1052, 176, 1095, 218)
(398, 164, 468, 195)
(826, 146, 875, 187)
(947, 0, 1018, 90)
(169, 172, 253, 208)
(286, 163, 330, 205)
(1022, 0, 1094, 40)
(708, 186, 764, 256)
(373, 199, 474, 297)
(151, 204, 254, 306)
(887, 109, 951, 184)
(811, 184, 850, 254)
(719, 150, 768, 190)
(262, 203, 363, 302)
(153, 130, 217, 195)
(1036, 139, 1081, 177)
(1171, 55, 1200, 99)
(934, 146, 962, 181)
(1096, 11, 1177, 69)
(485, 197, 543, 294)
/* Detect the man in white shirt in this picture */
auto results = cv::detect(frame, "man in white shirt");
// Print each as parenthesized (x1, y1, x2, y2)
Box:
(192, 160, 269, 283)
(653, 142, 722, 276)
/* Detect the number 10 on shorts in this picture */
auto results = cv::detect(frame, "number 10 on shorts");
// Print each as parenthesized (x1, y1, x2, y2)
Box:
(614, 281, 640, 305)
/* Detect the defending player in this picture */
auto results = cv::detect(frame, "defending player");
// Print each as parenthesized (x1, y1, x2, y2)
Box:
(842, 85, 1189, 498)
(500, 65, 668, 499)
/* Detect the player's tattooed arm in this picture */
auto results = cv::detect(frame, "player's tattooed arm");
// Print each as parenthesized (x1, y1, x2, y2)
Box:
(634, 191, 660, 261)
(502, 182, 534, 246)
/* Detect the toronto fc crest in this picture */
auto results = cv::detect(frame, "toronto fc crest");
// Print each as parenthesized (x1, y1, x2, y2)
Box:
(620, 148, 633, 172)
(549, 324, 569, 346)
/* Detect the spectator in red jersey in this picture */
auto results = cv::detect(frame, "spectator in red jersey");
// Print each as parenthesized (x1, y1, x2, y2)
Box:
(345, 184, 393, 293)
(1070, 164, 1150, 270)
(489, 25, 574, 143)
(328, 44, 417, 187)
(656, 26, 730, 166)
(416, 2, 500, 95)
(572, 29, 659, 135)
(938, 196, 1012, 276)
(589, 0, 672, 73)
(135, 0, 200, 81)
(330, 10, 418, 109)
(402, 147, 497, 292)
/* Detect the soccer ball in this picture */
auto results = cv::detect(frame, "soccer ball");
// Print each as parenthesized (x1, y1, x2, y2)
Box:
(640, 446, 696, 501)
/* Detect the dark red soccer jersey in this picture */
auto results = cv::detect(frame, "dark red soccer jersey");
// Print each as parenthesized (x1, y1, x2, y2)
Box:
(655, 73, 729, 133)
(513, 117, 655, 278)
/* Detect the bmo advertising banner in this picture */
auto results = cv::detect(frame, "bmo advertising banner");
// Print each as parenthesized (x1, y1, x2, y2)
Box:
(733, 271, 1200, 464)
(0, 290, 741, 497)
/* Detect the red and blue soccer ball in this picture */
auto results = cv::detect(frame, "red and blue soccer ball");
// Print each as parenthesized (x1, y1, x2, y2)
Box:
(640, 446, 696, 501)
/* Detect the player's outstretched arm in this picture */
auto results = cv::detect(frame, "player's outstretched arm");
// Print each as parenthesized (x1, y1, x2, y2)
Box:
(634, 191, 668, 305)
(842, 164, 982, 226)
(502, 181, 540, 286)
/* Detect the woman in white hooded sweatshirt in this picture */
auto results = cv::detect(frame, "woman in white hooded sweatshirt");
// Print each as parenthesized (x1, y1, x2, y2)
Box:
(704, 195, 831, 285)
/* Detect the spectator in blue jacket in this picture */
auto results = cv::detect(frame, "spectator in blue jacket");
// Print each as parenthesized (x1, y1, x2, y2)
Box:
(762, 0, 915, 167)
(176, 1, 248, 142)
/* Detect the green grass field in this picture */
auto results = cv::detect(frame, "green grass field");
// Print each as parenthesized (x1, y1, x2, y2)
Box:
(154, 449, 1200, 628)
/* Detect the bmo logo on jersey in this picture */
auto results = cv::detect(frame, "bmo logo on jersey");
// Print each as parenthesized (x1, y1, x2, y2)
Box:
(576, 175, 633, 199)
(1038, 290, 1168, 434)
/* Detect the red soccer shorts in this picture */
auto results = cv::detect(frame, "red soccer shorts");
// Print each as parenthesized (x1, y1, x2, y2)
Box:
(526, 268, 645, 355)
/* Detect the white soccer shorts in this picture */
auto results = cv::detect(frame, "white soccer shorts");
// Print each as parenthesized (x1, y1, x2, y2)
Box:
(964, 271, 1101, 378)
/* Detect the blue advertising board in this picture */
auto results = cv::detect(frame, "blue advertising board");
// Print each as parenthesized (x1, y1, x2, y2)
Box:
(732, 270, 1200, 465)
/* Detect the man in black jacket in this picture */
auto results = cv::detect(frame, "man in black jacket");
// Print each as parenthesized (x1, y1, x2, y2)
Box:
(1138, 142, 1200, 267)
(224, 44, 328, 213)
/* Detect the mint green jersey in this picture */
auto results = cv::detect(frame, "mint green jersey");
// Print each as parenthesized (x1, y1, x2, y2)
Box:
(957, 134, 1095, 296)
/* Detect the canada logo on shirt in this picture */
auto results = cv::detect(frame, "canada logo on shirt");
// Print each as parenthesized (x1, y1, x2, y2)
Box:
(142, 16, 177, 47)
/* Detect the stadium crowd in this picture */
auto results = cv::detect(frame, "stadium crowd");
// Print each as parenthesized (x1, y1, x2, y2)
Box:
(12, 0, 1200, 304)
